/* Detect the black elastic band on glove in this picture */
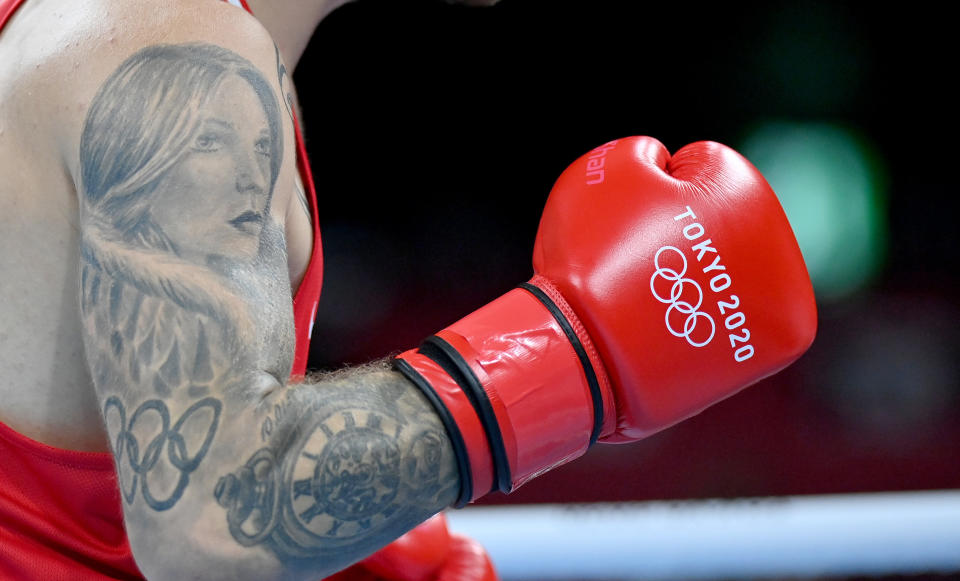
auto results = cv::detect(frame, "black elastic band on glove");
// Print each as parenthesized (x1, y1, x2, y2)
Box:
(518, 282, 605, 446)
(419, 337, 512, 496)
(392, 357, 475, 507)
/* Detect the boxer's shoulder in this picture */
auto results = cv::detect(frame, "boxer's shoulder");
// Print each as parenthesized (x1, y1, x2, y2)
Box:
(0, 0, 294, 452)
(1, 0, 280, 173)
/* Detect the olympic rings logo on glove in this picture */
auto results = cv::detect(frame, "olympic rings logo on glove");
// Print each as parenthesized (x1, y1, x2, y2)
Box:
(649, 245, 716, 348)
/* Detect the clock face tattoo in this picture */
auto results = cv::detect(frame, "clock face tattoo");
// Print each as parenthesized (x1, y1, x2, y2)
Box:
(283, 410, 403, 543)
(217, 404, 451, 560)
(215, 366, 457, 563)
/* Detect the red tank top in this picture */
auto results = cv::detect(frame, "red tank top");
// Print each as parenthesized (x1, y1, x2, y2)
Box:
(0, 0, 324, 578)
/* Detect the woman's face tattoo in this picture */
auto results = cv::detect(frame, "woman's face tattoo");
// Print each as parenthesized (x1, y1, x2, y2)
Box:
(149, 74, 274, 263)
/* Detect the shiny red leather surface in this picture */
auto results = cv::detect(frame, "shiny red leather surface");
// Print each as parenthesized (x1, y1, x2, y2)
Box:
(434, 534, 498, 581)
(338, 513, 499, 581)
(397, 350, 496, 502)
(443, 288, 595, 491)
(533, 136, 817, 441)
(360, 514, 451, 581)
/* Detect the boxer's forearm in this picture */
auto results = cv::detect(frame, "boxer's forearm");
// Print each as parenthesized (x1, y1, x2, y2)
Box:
(79, 216, 458, 580)
(107, 362, 458, 581)
(80, 259, 460, 578)
(236, 365, 460, 565)
(78, 223, 457, 579)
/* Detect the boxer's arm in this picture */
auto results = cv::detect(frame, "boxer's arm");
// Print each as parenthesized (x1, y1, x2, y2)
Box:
(74, 6, 456, 580)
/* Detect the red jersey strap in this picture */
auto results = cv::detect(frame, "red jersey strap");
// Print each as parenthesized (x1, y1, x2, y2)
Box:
(0, 0, 27, 31)
(222, 0, 252, 11)
(290, 109, 324, 377)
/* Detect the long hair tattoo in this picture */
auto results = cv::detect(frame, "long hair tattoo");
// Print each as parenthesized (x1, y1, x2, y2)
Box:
(78, 43, 286, 339)
(80, 43, 284, 251)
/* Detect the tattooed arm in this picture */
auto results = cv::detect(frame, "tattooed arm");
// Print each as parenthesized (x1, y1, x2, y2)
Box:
(76, 10, 457, 581)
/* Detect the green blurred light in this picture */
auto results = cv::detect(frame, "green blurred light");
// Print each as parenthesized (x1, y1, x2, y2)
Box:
(740, 122, 887, 302)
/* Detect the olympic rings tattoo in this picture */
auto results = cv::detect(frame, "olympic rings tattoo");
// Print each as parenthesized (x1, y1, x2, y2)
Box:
(649, 245, 716, 348)
(104, 396, 221, 511)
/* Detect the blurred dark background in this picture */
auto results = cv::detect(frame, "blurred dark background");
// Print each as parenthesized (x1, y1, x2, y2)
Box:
(293, 0, 960, 507)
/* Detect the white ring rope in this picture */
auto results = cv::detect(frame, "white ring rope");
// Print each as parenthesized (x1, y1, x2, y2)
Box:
(447, 490, 960, 579)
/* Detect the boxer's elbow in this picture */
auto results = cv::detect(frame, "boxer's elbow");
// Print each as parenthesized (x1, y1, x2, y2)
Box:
(124, 506, 285, 581)
(116, 398, 346, 581)
(124, 501, 345, 581)
(130, 538, 276, 581)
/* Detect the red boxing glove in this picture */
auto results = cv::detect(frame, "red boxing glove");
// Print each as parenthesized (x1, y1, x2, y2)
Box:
(395, 137, 817, 504)
(360, 514, 451, 581)
(433, 534, 497, 581)
(328, 513, 498, 581)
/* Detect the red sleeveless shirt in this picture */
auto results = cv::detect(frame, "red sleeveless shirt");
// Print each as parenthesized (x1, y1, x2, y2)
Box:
(0, 1, 324, 577)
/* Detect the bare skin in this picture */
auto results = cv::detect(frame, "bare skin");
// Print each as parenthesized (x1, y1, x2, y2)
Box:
(0, 0, 460, 578)
(0, 0, 330, 453)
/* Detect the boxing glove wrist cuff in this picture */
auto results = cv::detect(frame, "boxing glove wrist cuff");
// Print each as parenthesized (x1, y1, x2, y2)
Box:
(395, 280, 614, 505)
(518, 277, 608, 446)
(393, 352, 495, 507)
